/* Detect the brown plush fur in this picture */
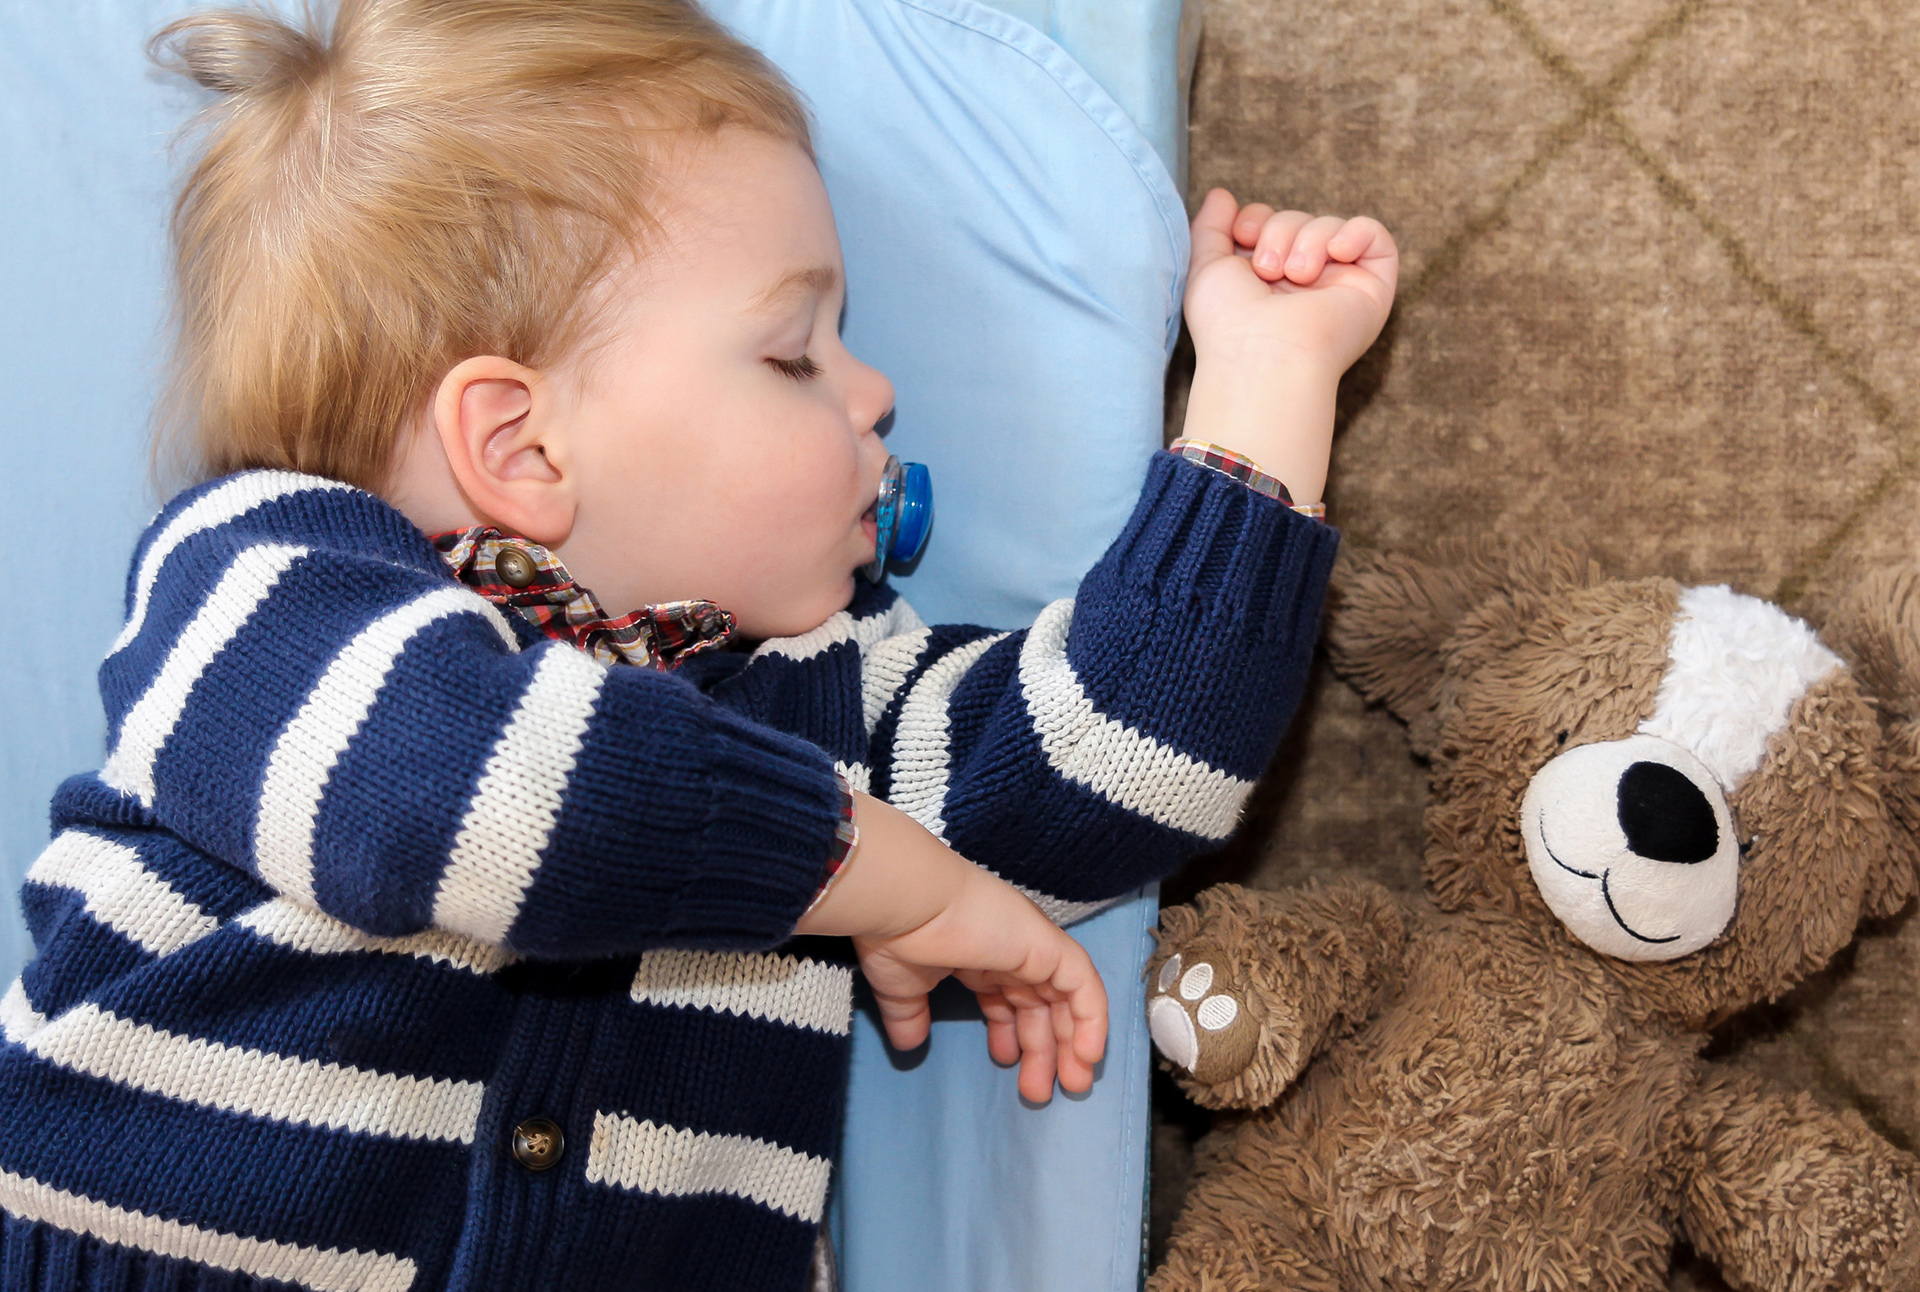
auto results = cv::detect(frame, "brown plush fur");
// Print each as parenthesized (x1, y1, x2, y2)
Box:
(1149, 548, 1920, 1291)
(1826, 567, 1920, 910)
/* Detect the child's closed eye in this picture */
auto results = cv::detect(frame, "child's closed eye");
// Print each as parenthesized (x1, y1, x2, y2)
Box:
(767, 354, 822, 381)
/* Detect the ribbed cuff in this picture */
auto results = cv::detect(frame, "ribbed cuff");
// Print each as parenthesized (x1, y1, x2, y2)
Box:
(1098, 452, 1340, 644)
(675, 706, 847, 946)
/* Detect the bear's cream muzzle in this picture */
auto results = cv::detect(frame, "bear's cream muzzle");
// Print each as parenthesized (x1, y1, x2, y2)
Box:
(1522, 734, 1741, 962)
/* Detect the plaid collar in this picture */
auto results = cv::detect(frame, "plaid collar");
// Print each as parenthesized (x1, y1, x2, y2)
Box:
(431, 527, 735, 670)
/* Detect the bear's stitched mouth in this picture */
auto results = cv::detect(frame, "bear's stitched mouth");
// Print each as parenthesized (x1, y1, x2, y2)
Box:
(1600, 870, 1681, 945)
(1536, 811, 1597, 880)
(1537, 810, 1680, 945)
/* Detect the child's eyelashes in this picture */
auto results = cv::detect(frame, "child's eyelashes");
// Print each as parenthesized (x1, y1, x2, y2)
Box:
(768, 354, 822, 381)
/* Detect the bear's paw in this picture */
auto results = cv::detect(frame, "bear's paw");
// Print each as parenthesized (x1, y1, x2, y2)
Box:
(1148, 950, 1259, 1084)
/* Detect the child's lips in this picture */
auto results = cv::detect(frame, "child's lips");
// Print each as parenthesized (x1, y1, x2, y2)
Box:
(860, 502, 878, 552)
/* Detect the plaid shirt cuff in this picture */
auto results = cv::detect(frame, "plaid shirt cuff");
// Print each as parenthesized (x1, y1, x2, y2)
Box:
(1167, 439, 1327, 521)
(804, 770, 860, 915)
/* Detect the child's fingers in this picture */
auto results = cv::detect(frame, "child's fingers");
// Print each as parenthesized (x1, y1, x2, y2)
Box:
(1231, 201, 1276, 247)
(1249, 210, 1316, 281)
(967, 974, 1075, 1093)
(1325, 214, 1395, 264)
(1012, 993, 1061, 1102)
(975, 990, 1021, 1067)
(1187, 188, 1244, 277)
(1051, 998, 1094, 1093)
(982, 977, 1074, 1101)
(1278, 214, 1348, 285)
(1327, 216, 1401, 295)
(1012, 938, 1107, 1097)
(1076, 1014, 1106, 1070)
(1050, 936, 1107, 1070)
(869, 988, 934, 1053)
(866, 870, 1107, 1100)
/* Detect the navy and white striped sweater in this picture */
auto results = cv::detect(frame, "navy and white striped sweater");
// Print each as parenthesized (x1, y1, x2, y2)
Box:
(0, 452, 1335, 1292)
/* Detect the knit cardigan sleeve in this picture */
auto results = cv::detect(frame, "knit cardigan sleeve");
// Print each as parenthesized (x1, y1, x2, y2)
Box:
(72, 472, 843, 959)
(730, 452, 1340, 923)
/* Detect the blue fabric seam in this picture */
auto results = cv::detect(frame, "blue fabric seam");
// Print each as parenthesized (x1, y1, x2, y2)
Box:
(886, 0, 1190, 354)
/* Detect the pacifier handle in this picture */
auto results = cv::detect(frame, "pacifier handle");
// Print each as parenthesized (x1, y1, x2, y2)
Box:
(864, 456, 933, 583)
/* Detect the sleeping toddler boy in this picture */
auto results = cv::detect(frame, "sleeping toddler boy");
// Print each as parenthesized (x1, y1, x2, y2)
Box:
(0, 2, 1396, 1290)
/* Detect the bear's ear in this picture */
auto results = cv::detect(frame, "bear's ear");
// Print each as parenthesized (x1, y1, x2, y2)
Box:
(1325, 548, 1481, 751)
(1824, 565, 1920, 917)
(1326, 541, 1601, 756)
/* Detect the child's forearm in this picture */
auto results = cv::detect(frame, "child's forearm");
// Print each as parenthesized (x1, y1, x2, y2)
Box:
(912, 455, 1339, 909)
(1181, 351, 1340, 505)
(102, 474, 859, 962)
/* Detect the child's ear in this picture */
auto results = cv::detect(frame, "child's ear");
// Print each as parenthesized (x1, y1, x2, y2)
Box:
(434, 355, 574, 546)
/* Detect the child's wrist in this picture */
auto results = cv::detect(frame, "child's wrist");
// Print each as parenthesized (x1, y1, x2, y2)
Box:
(1181, 357, 1338, 505)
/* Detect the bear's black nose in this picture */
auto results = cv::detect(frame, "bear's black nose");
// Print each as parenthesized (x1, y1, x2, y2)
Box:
(1616, 761, 1719, 864)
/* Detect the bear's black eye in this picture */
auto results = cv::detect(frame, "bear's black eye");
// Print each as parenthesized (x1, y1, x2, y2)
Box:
(1555, 730, 1569, 746)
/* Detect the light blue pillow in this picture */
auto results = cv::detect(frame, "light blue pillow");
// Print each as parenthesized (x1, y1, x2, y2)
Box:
(982, 0, 1197, 189)
(0, 0, 206, 981)
(0, 1, 1190, 1287)
(702, 3, 1189, 1288)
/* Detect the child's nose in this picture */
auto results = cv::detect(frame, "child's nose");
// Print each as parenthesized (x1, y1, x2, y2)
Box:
(847, 354, 895, 435)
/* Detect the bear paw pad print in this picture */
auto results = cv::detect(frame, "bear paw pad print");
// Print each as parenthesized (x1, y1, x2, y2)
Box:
(1148, 951, 1258, 1083)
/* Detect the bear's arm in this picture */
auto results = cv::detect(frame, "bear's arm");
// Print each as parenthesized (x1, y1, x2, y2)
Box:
(1146, 879, 1411, 1110)
(1677, 1064, 1920, 1292)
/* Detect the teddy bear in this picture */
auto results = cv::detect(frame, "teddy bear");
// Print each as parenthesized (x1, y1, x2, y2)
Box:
(1146, 546, 1920, 1292)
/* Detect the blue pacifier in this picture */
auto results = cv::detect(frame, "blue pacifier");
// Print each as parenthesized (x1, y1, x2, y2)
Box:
(864, 455, 933, 582)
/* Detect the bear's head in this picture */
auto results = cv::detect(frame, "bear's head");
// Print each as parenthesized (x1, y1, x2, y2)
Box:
(1327, 546, 1920, 1022)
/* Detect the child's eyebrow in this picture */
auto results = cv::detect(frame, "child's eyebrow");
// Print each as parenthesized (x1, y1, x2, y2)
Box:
(751, 265, 839, 312)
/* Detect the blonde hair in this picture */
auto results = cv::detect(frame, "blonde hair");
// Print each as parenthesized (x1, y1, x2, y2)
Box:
(151, 0, 811, 490)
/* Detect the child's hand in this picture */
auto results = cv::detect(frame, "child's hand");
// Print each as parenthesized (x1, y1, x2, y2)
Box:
(854, 870, 1107, 1102)
(1179, 188, 1399, 505)
(1185, 188, 1397, 374)
(795, 793, 1108, 1102)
